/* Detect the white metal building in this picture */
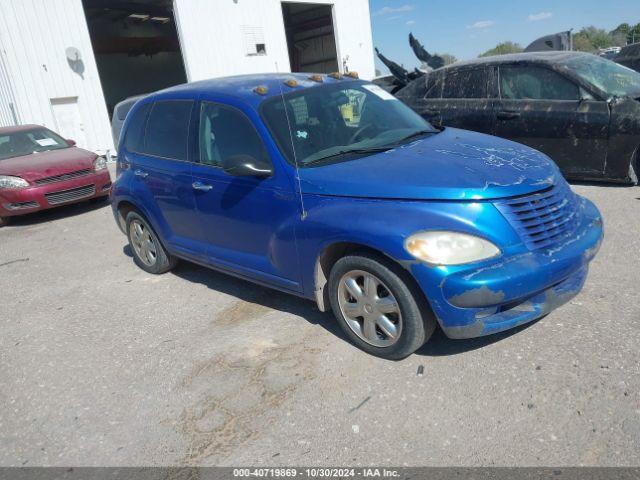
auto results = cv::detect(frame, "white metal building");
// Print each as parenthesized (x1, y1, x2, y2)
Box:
(0, 0, 375, 154)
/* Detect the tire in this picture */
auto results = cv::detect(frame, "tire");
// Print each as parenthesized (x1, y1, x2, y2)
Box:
(0, 216, 8, 228)
(328, 252, 436, 360)
(631, 151, 639, 185)
(125, 211, 177, 274)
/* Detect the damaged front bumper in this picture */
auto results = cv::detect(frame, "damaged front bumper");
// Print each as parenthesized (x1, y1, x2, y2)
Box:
(409, 196, 603, 339)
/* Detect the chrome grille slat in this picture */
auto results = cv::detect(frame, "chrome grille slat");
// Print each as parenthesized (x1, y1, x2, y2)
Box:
(495, 183, 580, 251)
(35, 169, 92, 185)
(45, 185, 95, 205)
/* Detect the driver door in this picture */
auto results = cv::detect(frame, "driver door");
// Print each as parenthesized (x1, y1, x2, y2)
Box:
(190, 100, 302, 292)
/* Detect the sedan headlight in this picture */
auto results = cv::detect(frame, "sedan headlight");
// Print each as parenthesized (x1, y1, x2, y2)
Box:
(0, 175, 29, 190)
(93, 156, 107, 171)
(405, 231, 500, 265)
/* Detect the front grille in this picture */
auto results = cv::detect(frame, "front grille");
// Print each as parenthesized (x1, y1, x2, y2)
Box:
(494, 182, 580, 251)
(35, 169, 92, 185)
(5, 201, 39, 210)
(45, 184, 95, 205)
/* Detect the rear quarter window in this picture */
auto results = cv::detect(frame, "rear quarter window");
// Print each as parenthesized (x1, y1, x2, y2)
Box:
(144, 100, 194, 161)
(124, 102, 151, 152)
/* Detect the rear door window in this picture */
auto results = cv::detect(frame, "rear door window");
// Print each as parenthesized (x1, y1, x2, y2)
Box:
(123, 102, 151, 152)
(442, 68, 490, 98)
(145, 100, 194, 160)
(500, 65, 580, 100)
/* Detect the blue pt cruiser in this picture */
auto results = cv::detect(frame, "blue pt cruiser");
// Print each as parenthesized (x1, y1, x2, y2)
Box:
(111, 73, 603, 359)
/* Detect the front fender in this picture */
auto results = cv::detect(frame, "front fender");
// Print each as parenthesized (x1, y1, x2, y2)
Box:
(297, 193, 520, 306)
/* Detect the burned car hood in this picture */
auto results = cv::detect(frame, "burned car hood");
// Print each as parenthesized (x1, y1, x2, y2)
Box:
(299, 128, 560, 201)
(0, 147, 97, 182)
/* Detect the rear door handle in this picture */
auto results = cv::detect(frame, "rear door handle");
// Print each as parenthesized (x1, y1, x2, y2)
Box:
(497, 111, 521, 120)
(192, 181, 213, 192)
(134, 169, 149, 178)
(422, 109, 440, 117)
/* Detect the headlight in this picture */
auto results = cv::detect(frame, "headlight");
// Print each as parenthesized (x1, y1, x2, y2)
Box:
(93, 156, 107, 171)
(0, 175, 29, 190)
(405, 231, 500, 265)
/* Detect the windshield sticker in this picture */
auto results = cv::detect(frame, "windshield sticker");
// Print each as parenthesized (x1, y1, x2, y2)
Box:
(296, 130, 308, 139)
(362, 84, 398, 101)
(36, 138, 57, 147)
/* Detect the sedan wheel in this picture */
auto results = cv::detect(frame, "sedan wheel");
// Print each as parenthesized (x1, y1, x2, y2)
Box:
(337, 269, 402, 347)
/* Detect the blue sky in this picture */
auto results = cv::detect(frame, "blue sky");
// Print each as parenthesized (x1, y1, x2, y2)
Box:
(369, 0, 639, 74)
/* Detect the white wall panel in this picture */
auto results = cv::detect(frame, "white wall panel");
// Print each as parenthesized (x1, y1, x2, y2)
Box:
(0, 0, 374, 155)
(0, 0, 114, 153)
(174, 0, 375, 81)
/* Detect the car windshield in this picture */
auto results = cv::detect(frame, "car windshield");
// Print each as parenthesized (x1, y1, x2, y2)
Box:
(261, 81, 437, 166)
(0, 128, 70, 161)
(561, 55, 640, 99)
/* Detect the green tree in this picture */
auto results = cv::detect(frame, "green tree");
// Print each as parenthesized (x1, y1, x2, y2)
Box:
(479, 41, 523, 57)
(572, 26, 615, 52)
(629, 23, 640, 44)
(610, 23, 631, 46)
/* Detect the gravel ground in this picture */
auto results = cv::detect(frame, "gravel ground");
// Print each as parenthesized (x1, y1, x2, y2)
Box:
(1, 165, 638, 466)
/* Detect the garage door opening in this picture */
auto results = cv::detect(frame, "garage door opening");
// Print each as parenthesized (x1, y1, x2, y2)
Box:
(82, 0, 187, 117)
(281, 2, 339, 74)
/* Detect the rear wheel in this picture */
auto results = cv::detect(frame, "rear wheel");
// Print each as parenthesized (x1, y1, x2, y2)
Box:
(125, 211, 177, 274)
(328, 252, 436, 360)
(0, 216, 8, 228)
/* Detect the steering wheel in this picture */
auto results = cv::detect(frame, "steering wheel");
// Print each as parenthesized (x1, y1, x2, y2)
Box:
(348, 123, 374, 144)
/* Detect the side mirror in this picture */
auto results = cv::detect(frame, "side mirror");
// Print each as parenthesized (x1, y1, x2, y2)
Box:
(222, 154, 273, 178)
(66, 139, 76, 146)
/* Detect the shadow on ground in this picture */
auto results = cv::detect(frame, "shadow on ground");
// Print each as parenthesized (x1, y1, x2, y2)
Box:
(3, 198, 111, 227)
(121, 251, 536, 358)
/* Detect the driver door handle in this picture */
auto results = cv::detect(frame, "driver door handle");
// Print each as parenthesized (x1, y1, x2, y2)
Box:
(134, 169, 149, 178)
(192, 181, 213, 192)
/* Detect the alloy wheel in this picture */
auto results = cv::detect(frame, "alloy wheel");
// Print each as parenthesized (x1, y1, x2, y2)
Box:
(130, 219, 157, 267)
(337, 269, 403, 347)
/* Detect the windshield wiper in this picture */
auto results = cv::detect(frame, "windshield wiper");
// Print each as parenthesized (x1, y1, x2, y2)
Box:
(303, 146, 394, 165)
(390, 129, 435, 145)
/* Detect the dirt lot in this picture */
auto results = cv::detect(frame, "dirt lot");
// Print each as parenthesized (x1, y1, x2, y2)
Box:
(1, 165, 639, 466)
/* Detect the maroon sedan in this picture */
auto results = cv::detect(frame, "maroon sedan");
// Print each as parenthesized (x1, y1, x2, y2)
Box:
(0, 124, 111, 226)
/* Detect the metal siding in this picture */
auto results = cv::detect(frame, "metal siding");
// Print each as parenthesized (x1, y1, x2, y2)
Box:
(0, 0, 374, 153)
(174, 0, 375, 81)
(0, 36, 20, 126)
(0, 0, 114, 153)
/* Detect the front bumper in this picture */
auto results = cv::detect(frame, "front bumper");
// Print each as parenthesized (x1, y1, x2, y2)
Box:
(409, 196, 603, 338)
(0, 170, 112, 217)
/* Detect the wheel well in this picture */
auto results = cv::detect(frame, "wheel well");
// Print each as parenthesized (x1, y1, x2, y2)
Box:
(314, 242, 431, 316)
(115, 200, 137, 232)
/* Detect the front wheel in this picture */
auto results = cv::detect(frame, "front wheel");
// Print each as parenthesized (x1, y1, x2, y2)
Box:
(125, 211, 177, 274)
(328, 252, 436, 360)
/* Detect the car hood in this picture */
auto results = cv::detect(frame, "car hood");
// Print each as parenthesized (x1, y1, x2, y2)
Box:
(298, 127, 560, 201)
(0, 147, 97, 182)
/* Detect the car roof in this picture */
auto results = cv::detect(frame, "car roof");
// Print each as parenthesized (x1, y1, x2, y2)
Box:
(441, 51, 593, 71)
(150, 72, 362, 108)
(0, 124, 44, 135)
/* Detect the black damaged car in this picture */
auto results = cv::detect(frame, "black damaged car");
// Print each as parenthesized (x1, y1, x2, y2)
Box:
(396, 52, 640, 184)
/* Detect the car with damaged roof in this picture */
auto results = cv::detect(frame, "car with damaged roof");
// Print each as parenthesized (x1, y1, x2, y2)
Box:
(110, 72, 603, 359)
(395, 51, 640, 184)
